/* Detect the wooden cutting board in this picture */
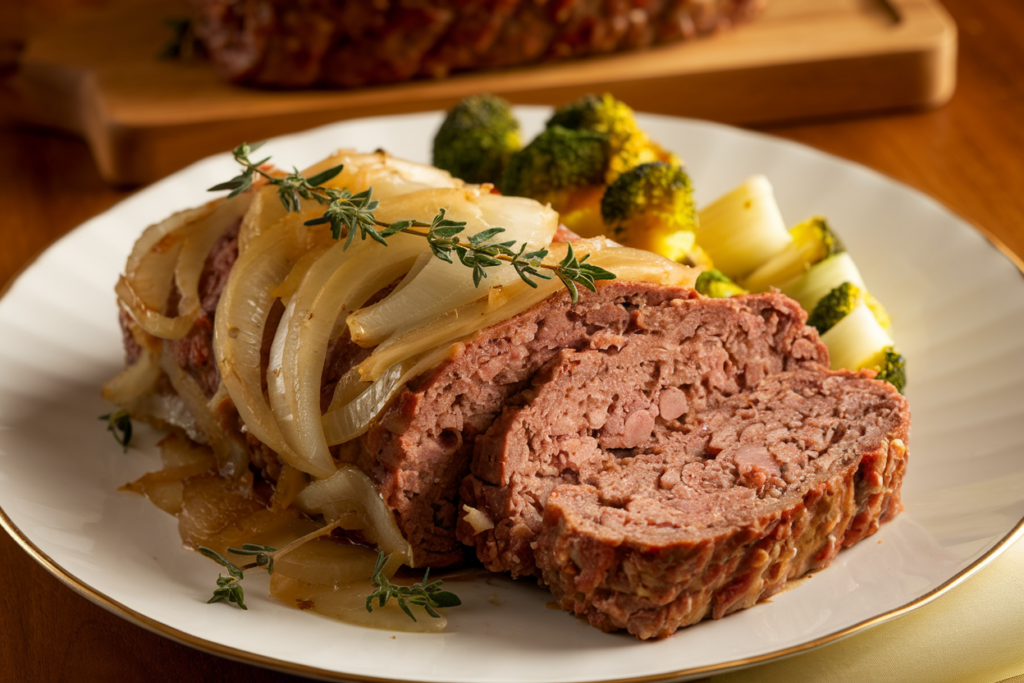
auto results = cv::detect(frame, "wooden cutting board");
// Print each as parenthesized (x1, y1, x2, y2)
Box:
(5, 0, 956, 185)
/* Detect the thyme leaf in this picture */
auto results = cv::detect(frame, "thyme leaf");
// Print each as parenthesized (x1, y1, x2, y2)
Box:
(99, 409, 133, 452)
(211, 143, 617, 302)
(365, 552, 461, 621)
(199, 544, 278, 610)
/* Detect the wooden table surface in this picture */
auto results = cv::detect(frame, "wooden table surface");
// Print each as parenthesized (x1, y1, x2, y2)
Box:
(1, 1, 1022, 681)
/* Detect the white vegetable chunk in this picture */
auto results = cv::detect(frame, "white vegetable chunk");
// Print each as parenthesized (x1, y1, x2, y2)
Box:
(821, 302, 894, 371)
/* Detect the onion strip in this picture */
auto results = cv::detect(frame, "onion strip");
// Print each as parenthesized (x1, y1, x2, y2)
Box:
(323, 342, 456, 446)
(347, 190, 558, 347)
(267, 236, 425, 478)
(102, 347, 161, 404)
(357, 239, 697, 381)
(214, 223, 321, 460)
(159, 347, 249, 477)
(294, 465, 415, 572)
(118, 194, 252, 340)
(321, 360, 411, 446)
(173, 193, 252, 322)
(325, 368, 368, 413)
(125, 203, 215, 280)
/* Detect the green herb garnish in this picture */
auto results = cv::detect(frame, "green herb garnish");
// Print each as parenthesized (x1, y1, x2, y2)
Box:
(99, 409, 133, 452)
(209, 143, 616, 302)
(199, 544, 277, 610)
(199, 545, 461, 622)
(365, 552, 462, 621)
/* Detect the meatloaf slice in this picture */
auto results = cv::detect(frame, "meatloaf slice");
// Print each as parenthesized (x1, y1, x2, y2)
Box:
(355, 284, 827, 568)
(468, 355, 909, 638)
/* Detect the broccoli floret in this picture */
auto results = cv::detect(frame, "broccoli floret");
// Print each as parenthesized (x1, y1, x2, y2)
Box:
(433, 94, 521, 185)
(741, 217, 846, 292)
(601, 162, 695, 226)
(695, 269, 748, 299)
(798, 259, 905, 391)
(547, 93, 677, 183)
(600, 162, 698, 260)
(807, 281, 861, 334)
(501, 125, 608, 213)
(865, 346, 907, 394)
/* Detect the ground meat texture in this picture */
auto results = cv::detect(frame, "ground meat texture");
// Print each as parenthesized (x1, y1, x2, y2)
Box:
(355, 284, 827, 568)
(464, 351, 909, 638)
(191, 0, 767, 88)
(458, 289, 834, 576)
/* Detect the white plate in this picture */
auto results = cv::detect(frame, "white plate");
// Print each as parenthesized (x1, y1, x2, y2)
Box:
(2, 109, 1023, 683)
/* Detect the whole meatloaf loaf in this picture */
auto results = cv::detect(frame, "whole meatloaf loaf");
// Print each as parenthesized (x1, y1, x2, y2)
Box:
(191, 0, 768, 88)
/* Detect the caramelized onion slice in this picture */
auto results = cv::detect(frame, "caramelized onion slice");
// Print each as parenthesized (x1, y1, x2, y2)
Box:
(125, 203, 215, 283)
(323, 343, 455, 447)
(294, 465, 415, 571)
(357, 238, 698, 381)
(160, 345, 249, 477)
(348, 189, 558, 347)
(214, 221, 329, 460)
(115, 242, 184, 335)
(267, 236, 424, 478)
(173, 193, 252, 319)
(122, 435, 217, 515)
(102, 346, 161, 404)
(325, 368, 368, 412)
(272, 537, 380, 586)
(118, 194, 251, 340)
(321, 360, 411, 446)
(272, 246, 329, 305)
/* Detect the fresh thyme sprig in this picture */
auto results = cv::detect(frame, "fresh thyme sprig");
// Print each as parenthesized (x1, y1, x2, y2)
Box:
(199, 544, 277, 610)
(199, 544, 461, 622)
(365, 552, 462, 621)
(99, 409, 133, 452)
(209, 143, 616, 303)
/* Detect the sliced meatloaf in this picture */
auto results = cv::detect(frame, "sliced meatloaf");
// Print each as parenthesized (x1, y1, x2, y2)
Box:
(460, 343, 909, 638)
(353, 284, 829, 568)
